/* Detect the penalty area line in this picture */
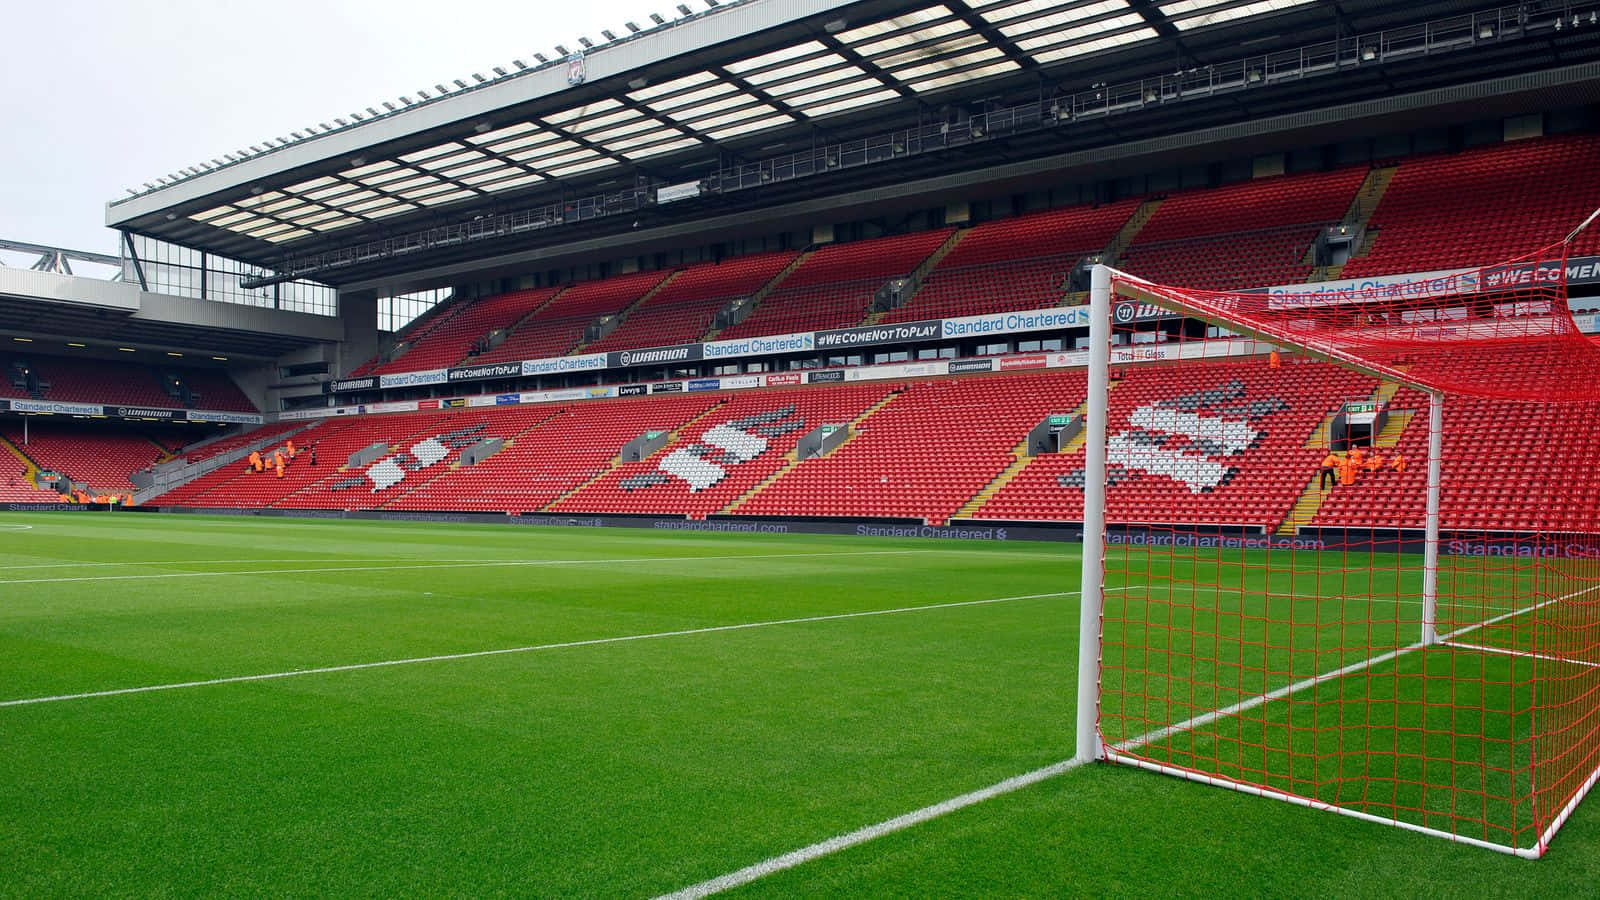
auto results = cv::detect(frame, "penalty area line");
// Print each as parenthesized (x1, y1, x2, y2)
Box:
(0, 591, 1075, 708)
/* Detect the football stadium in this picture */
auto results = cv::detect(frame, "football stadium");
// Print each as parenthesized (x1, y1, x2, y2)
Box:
(6, 0, 1600, 893)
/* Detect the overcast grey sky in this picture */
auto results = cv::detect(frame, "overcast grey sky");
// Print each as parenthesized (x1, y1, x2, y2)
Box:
(0, 0, 674, 255)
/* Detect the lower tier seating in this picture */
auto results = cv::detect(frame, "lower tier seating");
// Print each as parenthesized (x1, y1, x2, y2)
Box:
(738, 373, 1087, 526)
(148, 346, 1600, 535)
(391, 394, 724, 513)
(974, 359, 1371, 528)
(0, 420, 181, 494)
(547, 383, 894, 519)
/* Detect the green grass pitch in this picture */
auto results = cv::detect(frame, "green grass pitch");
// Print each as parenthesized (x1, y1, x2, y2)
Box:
(2, 511, 1598, 895)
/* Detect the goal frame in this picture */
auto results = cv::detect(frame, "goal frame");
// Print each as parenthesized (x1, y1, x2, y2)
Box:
(1070, 262, 1592, 859)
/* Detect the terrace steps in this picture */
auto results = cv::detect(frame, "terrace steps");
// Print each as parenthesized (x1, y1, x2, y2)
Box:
(538, 400, 729, 512)
(701, 249, 815, 341)
(719, 388, 900, 514)
(954, 438, 1032, 519)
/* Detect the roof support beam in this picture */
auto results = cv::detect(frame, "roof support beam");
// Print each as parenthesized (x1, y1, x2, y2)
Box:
(1125, 0, 1202, 67)
(121, 231, 148, 290)
(707, 64, 820, 135)
(816, 32, 923, 104)
(944, 0, 1042, 74)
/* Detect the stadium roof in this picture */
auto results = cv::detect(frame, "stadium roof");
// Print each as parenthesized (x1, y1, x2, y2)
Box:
(108, 0, 1600, 287)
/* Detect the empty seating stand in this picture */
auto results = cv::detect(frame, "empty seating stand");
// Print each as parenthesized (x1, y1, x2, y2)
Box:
(473, 271, 673, 364)
(550, 383, 893, 519)
(738, 373, 1087, 526)
(884, 200, 1141, 322)
(1119, 168, 1367, 290)
(1343, 134, 1600, 276)
(1, 419, 182, 494)
(720, 230, 954, 338)
(375, 288, 560, 373)
(392, 394, 721, 513)
(587, 251, 799, 352)
(975, 359, 1370, 529)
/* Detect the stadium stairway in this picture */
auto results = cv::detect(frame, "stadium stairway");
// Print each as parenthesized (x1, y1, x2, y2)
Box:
(704, 250, 814, 341)
(538, 399, 731, 511)
(719, 387, 903, 514)
(1101, 198, 1164, 267)
(575, 270, 682, 354)
(953, 438, 1032, 519)
(955, 396, 1095, 519)
(861, 230, 967, 326)
(1277, 380, 1409, 534)
(1307, 165, 1399, 282)
(0, 433, 43, 482)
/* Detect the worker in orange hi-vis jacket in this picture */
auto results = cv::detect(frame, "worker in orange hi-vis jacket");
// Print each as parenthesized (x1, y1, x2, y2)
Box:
(1269, 348, 1282, 370)
(1364, 450, 1385, 473)
(274, 456, 285, 479)
(286, 440, 297, 459)
(1390, 453, 1407, 473)
(1319, 450, 1340, 491)
(1349, 444, 1367, 469)
(1338, 453, 1359, 487)
(248, 450, 262, 473)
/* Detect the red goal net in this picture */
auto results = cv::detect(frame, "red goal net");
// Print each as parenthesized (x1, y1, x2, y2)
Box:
(1080, 241, 1600, 856)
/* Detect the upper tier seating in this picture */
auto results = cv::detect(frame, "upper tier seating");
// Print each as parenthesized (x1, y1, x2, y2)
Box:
(884, 200, 1141, 322)
(375, 288, 560, 373)
(472, 271, 674, 364)
(587, 251, 800, 352)
(547, 383, 893, 519)
(390, 394, 723, 514)
(1, 354, 257, 411)
(1, 420, 180, 493)
(736, 373, 1085, 526)
(165, 368, 256, 412)
(1342, 134, 1600, 276)
(973, 358, 1371, 529)
(719, 230, 954, 339)
(1118, 168, 1367, 290)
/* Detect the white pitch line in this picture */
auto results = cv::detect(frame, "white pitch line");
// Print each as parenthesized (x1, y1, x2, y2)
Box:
(655, 759, 1085, 900)
(0, 523, 34, 532)
(656, 581, 1600, 898)
(0, 557, 529, 571)
(0, 591, 1076, 708)
(0, 549, 940, 586)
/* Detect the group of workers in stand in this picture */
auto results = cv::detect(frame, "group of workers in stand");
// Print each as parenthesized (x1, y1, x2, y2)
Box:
(1319, 443, 1405, 490)
(245, 439, 317, 479)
